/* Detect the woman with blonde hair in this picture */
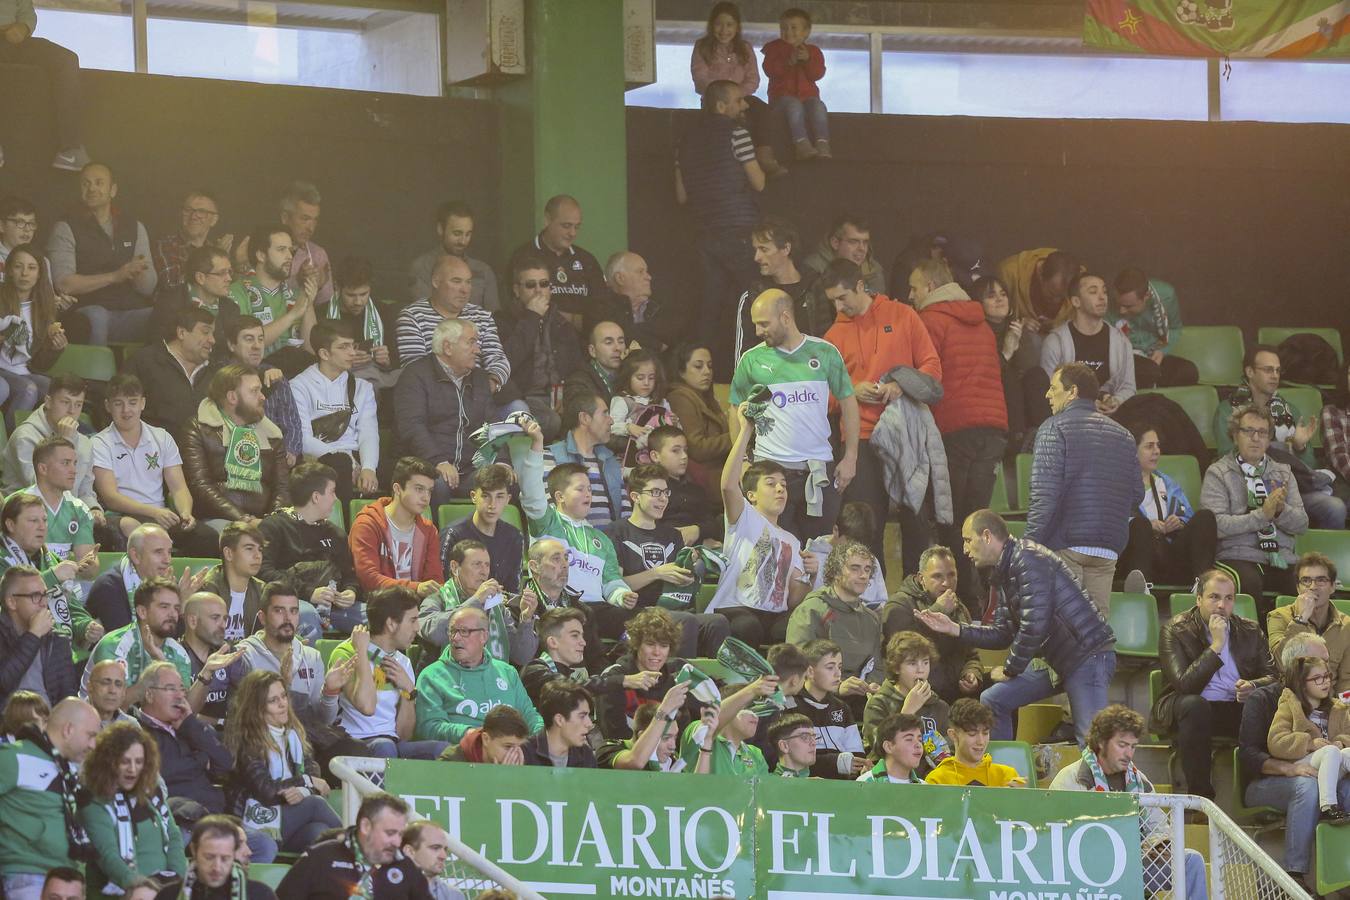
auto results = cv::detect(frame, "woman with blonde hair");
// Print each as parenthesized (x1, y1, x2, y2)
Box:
(78, 720, 185, 893)
(224, 669, 338, 860)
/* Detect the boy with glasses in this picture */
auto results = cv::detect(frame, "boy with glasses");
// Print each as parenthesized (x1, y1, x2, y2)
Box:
(767, 713, 817, 778)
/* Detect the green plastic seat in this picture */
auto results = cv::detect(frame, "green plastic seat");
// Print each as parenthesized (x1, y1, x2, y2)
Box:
(1279, 385, 1325, 448)
(989, 461, 1013, 514)
(47, 344, 117, 382)
(249, 864, 290, 891)
(1296, 530, 1350, 590)
(1005, 519, 1027, 540)
(1258, 327, 1343, 367)
(1147, 670, 1165, 741)
(349, 498, 375, 525)
(1155, 455, 1202, 504)
(317, 638, 343, 666)
(986, 740, 1037, 788)
(171, 557, 218, 580)
(436, 501, 476, 530)
(1229, 745, 1281, 823)
(695, 582, 717, 614)
(1107, 592, 1159, 658)
(1167, 325, 1244, 386)
(1167, 591, 1257, 622)
(1137, 385, 1221, 449)
(98, 551, 122, 575)
(327, 502, 345, 532)
(1318, 821, 1350, 895)
(1014, 453, 1033, 515)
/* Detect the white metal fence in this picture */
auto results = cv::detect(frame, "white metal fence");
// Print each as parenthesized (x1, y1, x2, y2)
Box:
(329, 756, 544, 900)
(333, 756, 1308, 900)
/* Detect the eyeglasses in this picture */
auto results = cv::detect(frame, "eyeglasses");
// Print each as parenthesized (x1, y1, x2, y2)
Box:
(640, 488, 672, 498)
(1237, 427, 1270, 439)
(518, 279, 550, 290)
(183, 207, 219, 219)
(7, 590, 46, 603)
(786, 731, 816, 743)
(1299, 576, 1333, 587)
(205, 268, 233, 278)
(449, 627, 487, 638)
(1251, 365, 1282, 376)
(1305, 673, 1332, 685)
(3, 218, 37, 231)
(146, 684, 186, 694)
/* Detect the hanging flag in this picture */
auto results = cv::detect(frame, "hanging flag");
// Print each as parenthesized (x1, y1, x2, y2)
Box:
(1084, 0, 1350, 58)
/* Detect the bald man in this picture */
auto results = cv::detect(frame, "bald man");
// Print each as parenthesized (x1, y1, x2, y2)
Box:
(0, 698, 100, 899)
(395, 254, 511, 390)
(729, 289, 859, 541)
(563, 320, 627, 406)
(182, 591, 241, 726)
(85, 659, 134, 729)
(509, 195, 604, 328)
(48, 163, 156, 346)
(591, 251, 681, 355)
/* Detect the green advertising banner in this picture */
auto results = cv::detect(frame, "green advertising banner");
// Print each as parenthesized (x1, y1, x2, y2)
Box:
(385, 761, 1144, 899)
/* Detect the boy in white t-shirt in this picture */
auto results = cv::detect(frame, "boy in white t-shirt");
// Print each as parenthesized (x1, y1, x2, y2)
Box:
(331, 585, 448, 759)
(705, 401, 818, 646)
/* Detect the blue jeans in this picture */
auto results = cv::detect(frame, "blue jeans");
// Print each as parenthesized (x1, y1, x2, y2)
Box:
(1304, 490, 1347, 529)
(0, 370, 49, 417)
(981, 649, 1116, 745)
(771, 95, 829, 144)
(77, 305, 154, 346)
(1245, 772, 1350, 873)
(366, 737, 450, 759)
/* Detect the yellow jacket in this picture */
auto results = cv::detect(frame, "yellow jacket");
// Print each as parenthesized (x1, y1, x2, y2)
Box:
(924, 753, 1023, 787)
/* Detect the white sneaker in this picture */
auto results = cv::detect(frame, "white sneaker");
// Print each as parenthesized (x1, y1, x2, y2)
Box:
(1122, 569, 1151, 595)
(52, 146, 91, 171)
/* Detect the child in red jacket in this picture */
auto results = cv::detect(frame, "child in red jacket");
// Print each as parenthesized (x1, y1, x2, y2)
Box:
(761, 7, 830, 160)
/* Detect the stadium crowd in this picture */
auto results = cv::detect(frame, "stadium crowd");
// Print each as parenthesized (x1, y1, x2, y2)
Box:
(2, 3, 1350, 900)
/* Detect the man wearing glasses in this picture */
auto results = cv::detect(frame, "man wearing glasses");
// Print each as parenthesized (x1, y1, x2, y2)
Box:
(604, 464, 730, 657)
(1269, 551, 1350, 691)
(413, 605, 542, 743)
(0, 565, 77, 706)
(1200, 404, 1309, 614)
(767, 713, 818, 778)
(153, 191, 231, 290)
(1154, 568, 1277, 800)
(1213, 344, 1346, 529)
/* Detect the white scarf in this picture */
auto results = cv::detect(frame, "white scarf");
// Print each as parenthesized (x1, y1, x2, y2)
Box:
(119, 556, 143, 618)
(105, 781, 176, 894)
(241, 725, 308, 839)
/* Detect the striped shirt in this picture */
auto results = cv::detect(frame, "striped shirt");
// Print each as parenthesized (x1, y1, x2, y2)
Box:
(395, 299, 510, 385)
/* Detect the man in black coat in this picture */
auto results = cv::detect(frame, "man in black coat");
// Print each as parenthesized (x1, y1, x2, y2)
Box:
(277, 794, 431, 900)
(155, 816, 276, 900)
(1155, 567, 1277, 799)
(917, 509, 1117, 747)
(0, 566, 78, 706)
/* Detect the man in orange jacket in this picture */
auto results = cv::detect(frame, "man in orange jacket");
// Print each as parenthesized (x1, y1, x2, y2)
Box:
(822, 259, 942, 572)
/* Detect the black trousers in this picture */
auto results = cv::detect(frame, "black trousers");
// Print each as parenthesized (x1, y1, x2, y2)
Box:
(0, 37, 81, 147)
(1173, 696, 1243, 798)
(938, 427, 1007, 607)
(1134, 354, 1200, 388)
(721, 607, 788, 650)
(1119, 508, 1217, 586)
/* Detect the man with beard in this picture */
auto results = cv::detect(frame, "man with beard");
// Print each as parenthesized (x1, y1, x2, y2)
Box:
(279, 794, 429, 900)
(182, 365, 290, 528)
(323, 255, 396, 388)
(155, 817, 275, 900)
(227, 226, 316, 362)
(217, 316, 303, 464)
(84, 577, 191, 706)
(408, 202, 499, 312)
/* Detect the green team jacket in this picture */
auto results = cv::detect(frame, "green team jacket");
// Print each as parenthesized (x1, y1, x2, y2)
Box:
(512, 442, 629, 605)
(413, 645, 543, 742)
(79, 789, 186, 890)
(0, 739, 75, 875)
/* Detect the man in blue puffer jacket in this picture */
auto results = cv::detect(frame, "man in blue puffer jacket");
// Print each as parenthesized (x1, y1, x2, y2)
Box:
(1028, 362, 1143, 617)
(918, 509, 1116, 746)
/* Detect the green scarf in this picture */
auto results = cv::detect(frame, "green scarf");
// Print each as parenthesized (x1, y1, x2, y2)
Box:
(436, 576, 511, 663)
(657, 546, 727, 610)
(325, 297, 384, 344)
(1237, 454, 1284, 567)
(224, 423, 264, 494)
(1081, 745, 1143, 793)
(342, 827, 376, 900)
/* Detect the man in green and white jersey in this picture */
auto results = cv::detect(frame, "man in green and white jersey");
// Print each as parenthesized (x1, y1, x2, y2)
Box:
(729, 288, 859, 540)
(14, 437, 95, 561)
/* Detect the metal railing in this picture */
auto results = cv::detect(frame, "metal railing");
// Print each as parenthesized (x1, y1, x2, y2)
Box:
(1138, 793, 1310, 899)
(329, 756, 544, 900)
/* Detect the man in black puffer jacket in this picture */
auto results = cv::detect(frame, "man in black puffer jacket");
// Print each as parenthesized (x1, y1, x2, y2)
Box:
(1028, 363, 1143, 617)
(917, 509, 1116, 747)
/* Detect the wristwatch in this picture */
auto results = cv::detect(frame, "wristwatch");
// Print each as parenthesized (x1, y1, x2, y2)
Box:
(401, 688, 418, 702)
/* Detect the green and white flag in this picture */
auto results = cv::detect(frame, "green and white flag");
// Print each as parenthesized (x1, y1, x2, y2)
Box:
(1084, 0, 1350, 58)
(674, 663, 722, 705)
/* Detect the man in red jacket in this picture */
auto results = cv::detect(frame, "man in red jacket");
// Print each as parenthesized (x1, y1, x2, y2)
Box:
(910, 258, 1009, 609)
(349, 456, 444, 597)
(821, 259, 941, 573)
